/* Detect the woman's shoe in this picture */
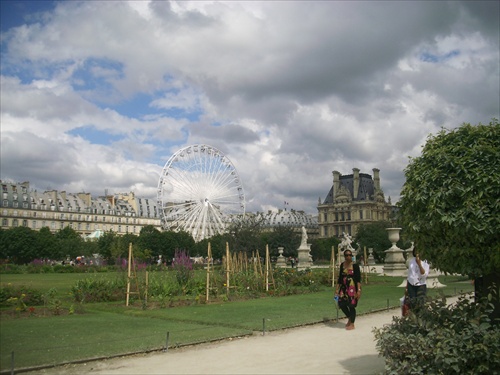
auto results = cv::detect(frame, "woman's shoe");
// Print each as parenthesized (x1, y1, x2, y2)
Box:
(346, 324, 355, 330)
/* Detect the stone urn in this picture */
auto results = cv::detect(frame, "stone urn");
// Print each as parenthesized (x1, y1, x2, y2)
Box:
(386, 227, 402, 249)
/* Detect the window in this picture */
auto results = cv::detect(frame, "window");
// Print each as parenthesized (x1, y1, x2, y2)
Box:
(2, 218, 7, 226)
(32, 221, 37, 229)
(359, 209, 363, 219)
(2, 200, 8, 207)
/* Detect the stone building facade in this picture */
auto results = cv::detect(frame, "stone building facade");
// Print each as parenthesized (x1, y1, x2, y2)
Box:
(0, 180, 161, 237)
(317, 168, 393, 238)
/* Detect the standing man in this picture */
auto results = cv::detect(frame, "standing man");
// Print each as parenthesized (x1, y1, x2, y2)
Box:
(406, 245, 430, 311)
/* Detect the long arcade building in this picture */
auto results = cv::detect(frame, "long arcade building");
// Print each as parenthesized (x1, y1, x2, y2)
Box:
(1, 181, 161, 237)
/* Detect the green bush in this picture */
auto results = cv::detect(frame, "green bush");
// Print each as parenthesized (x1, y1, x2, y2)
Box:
(0, 284, 44, 307)
(70, 277, 126, 303)
(373, 292, 500, 374)
(0, 264, 23, 274)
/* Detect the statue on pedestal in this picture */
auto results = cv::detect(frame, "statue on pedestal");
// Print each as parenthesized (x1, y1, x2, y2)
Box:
(297, 226, 312, 270)
(340, 232, 355, 252)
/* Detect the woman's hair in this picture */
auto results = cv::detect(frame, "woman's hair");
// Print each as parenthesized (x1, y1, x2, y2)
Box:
(412, 244, 417, 257)
(343, 249, 353, 256)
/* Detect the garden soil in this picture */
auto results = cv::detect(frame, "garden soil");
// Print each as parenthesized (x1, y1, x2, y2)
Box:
(29, 305, 414, 375)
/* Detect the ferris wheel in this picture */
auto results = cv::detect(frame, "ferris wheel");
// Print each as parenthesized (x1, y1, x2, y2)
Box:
(157, 144, 246, 242)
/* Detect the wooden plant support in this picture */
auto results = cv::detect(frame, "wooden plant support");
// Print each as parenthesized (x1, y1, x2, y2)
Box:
(264, 244, 275, 292)
(205, 242, 212, 302)
(363, 246, 369, 284)
(126, 242, 141, 306)
(225, 242, 231, 295)
(331, 246, 336, 288)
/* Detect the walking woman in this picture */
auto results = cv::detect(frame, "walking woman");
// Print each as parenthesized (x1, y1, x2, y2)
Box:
(335, 249, 362, 330)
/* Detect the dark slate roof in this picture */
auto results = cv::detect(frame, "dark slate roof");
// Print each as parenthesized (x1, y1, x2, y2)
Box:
(322, 173, 375, 204)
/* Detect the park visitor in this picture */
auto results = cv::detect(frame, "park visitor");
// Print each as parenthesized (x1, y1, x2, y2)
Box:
(405, 245, 430, 311)
(335, 250, 362, 330)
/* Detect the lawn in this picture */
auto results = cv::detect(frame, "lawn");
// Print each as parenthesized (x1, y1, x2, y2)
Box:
(0, 272, 473, 372)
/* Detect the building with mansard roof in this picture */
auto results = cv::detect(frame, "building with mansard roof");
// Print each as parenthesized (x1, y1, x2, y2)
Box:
(1, 180, 161, 237)
(317, 168, 393, 239)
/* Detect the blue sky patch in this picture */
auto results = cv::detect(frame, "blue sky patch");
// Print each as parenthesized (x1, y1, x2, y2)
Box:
(68, 126, 124, 145)
(72, 58, 124, 92)
(420, 49, 460, 63)
(111, 92, 203, 122)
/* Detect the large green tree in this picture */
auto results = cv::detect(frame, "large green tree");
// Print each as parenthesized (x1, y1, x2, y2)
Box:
(310, 236, 340, 262)
(262, 226, 301, 258)
(0, 226, 39, 264)
(399, 120, 500, 319)
(54, 226, 86, 259)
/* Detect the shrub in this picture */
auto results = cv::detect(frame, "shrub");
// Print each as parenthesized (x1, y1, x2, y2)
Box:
(0, 264, 23, 274)
(373, 291, 500, 374)
(172, 250, 194, 293)
(0, 284, 44, 307)
(70, 277, 126, 303)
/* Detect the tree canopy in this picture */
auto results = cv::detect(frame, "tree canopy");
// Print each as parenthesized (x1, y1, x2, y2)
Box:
(398, 120, 500, 277)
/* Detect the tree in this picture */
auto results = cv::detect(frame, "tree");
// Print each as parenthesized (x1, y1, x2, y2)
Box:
(1, 227, 39, 264)
(97, 231, 117, 263)
(37, 227, 57, 259)
(54, 226, 85, 260)
(310, 237, 339, 262)
(227, 216, 265, 255)
(137, 225, 163, 259)
(399, 120, 500, 320)
(262, 226, 301, 258)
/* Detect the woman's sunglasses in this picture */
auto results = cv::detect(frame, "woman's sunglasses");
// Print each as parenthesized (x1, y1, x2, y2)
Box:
(345, 254, 353, 257)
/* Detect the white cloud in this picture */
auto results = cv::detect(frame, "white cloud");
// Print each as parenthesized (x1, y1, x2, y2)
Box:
(1, 0, 498, 215)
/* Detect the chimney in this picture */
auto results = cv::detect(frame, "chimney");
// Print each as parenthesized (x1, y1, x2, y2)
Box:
(373, 168, 380, 190)
(332, 171, 341, 198)
(353, 168, 360, 199)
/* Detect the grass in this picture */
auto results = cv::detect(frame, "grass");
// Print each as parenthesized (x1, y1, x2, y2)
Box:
(0, 272, 473, 373)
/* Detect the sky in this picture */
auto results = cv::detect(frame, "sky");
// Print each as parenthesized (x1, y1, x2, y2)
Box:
(1, 0, 499, 215)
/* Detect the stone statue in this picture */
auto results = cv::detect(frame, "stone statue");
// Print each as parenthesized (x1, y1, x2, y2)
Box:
(301, 226, 308, 247)
(340, 232, 355, 252)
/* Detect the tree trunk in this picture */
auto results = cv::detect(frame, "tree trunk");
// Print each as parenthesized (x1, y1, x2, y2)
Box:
(474, 271, 500, 324)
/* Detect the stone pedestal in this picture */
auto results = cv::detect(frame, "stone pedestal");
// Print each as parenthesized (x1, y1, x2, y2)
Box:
(276, 247, 287, 268)
(297, 244, 313, 270)
(367, 248, 376, 265)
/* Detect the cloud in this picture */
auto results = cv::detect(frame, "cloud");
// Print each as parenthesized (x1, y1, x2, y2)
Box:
(1, 0, 498, 215)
